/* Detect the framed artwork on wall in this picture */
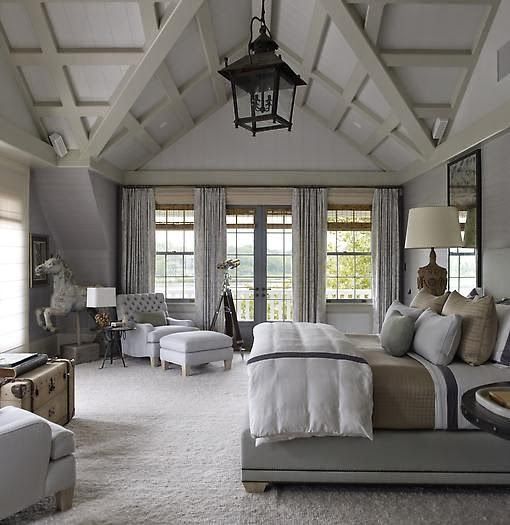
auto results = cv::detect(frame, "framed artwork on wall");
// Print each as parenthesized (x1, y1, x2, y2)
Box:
(447, 149, 482, 295)
(30, 234, 49, 287)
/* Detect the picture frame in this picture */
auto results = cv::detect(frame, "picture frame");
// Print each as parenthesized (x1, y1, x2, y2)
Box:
(30, 234, 49, 287)
(447, 148, 482, 291)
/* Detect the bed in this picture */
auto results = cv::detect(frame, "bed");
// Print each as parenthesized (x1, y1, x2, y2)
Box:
(241, 324, 510, 493)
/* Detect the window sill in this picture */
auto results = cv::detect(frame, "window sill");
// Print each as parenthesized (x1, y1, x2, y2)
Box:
(326, 302, 373, 313)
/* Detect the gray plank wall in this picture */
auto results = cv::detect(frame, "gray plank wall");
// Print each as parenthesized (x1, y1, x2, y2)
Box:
(402, 128, 510, 303)
(29, 168, 119, 342)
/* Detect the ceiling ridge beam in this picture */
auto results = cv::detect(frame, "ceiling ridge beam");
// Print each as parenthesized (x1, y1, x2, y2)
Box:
(295, 0, 329, 106)
(23, 1, 89, 151)
(196, 1, 227, 105)
(360, 114, 399, 154)
(320, 0, 434, 157)
(381, 50, 473, 68)
(88, 0, 205, 157)
(414, 104, 453, 119)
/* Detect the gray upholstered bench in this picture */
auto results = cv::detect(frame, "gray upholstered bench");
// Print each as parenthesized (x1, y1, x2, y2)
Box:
(159, 331, 234, 377)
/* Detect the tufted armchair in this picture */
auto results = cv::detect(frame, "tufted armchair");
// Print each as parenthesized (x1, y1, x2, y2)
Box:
(116, 293, 197, 367)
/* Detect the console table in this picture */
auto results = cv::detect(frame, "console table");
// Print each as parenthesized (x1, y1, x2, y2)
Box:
(461, 382, 510, 440)
(101, 326, 134, 369)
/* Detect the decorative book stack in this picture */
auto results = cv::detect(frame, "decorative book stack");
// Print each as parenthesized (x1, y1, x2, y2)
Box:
(476, 387, 510, 418)
(0, 353, 48, 378)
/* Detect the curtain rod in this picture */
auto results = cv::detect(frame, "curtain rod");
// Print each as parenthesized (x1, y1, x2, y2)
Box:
(149, 185, 401, 189)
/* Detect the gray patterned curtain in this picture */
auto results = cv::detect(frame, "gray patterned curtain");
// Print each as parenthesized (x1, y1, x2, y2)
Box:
(194, 187, 226, 330)
(372, 188, 401, 332)
(120, 187, 155, 294)
(292, 187, 328, 323)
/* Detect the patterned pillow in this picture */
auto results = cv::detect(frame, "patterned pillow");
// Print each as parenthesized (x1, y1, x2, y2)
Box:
(492, 304, 510, 365)
(410, 288, 450, 314)
(442, 291, 498, 366)
(133, 310, 167, 326)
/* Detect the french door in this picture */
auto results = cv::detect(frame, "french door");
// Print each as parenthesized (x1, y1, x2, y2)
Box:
(226, 206, 292, 347)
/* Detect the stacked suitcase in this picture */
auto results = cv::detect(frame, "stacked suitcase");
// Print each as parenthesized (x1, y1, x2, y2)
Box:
(0, 358, 75, 426)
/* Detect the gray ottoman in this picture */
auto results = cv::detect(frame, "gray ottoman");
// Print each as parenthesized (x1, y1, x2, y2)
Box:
(159, 331, 234, 377)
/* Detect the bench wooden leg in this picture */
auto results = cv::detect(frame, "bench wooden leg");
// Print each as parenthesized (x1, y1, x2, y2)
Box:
(224, 359, 232, 371)
(56, 486, 74, 511)
(182, 365, 191, 377)
(150, 356, 159, 368)
(243, 482, 268, 493)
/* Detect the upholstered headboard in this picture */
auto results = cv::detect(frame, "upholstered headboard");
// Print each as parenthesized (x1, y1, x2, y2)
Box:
(116, 293, 169, 323)
(483, 249, 510, 299)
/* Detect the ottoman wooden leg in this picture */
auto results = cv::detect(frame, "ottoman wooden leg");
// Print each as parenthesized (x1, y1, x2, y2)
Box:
(224, 359, 232, 371)
(56, 486, 74, 511)
(243, 482, 268, 493)
(182, 365, 191, 377)
(161, 359, 169, 370)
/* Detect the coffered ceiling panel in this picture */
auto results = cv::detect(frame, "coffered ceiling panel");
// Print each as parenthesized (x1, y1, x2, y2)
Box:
(379, 4, 490, 50)
(393, 66, 464, 105)
(102, 135, 152, 171)
(20, 65, 60, 103)
(306, 79, 338, 121)
(339, 108, 378, 146)
(144, 109, 182, 146)
(130, 77, 168, 121)
(316, 21, 358, 90)
(165, 18, 207, 89)
(372, 136, 417, 172)
(82, 116, 98, 134)
(272, 0, 316, 59)
(45, 2, 145, 49)
(356, 79, 391, 121)
(68, 65, 130, 103)
(0, 3, 38, 49)
(209, 0, 251, 58)
(183, 77, 216, 121)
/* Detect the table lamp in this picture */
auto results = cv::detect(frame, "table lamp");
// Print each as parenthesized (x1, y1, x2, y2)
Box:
(404, 206, 462, 296)
(86, 287, 117, 328)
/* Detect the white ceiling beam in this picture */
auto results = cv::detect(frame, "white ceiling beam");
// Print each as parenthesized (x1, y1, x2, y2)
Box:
(365, 3, 384, 45)
(10, 49, 144, 66)
(414, 104, 453, 119)
(344, 0, 495, 4)
(295, 1, 329, 106)
(34, 104, 109, 117)
(0, 115, 55, 165)
(23, 1, 89, 151)
(125, 169, 398, 187)
(89, 0, 205, 157)
(321, 0, 434, 157)
(123, 113, 161, 155)
(360, 114, 400, 154)
(399, 96, 510, 183)
(196, 1, 227, 105)
(137, 1, 159, 45)
(381, 50, 473, 68)
(327, 63, 367, 130)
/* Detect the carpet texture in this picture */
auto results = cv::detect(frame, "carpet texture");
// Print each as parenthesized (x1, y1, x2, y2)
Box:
(3, 355, 510, 525)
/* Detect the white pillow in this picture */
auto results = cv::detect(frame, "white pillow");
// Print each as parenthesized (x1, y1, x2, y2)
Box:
(492, 304, 510, 365)
(412, 309, 462, 366)
(384, 301, 424, 325)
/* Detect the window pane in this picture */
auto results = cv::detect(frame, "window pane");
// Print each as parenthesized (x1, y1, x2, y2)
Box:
(168, 230, 184, 252)
(267, 232, 283, 254)
(167, 255, 183, 277)
(155, 210, 166, 223)
(184, 230, 194, 251)
(166, 278, 183, 299)
(184, 255, 194, 276)
(183, 277, 194, 299)
(156, 255, 165, 277)
(156, 230, 166, 251)
(327, 231, 337, 252)
(354, 231, 371, 253)
(267, 255, 284, 277)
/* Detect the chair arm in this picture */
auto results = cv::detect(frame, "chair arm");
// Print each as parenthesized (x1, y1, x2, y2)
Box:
(167, 317, 195, 327)
(120, 323, 154, 357)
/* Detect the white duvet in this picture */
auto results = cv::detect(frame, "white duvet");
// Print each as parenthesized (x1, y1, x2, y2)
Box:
(247, 322, 373, 445)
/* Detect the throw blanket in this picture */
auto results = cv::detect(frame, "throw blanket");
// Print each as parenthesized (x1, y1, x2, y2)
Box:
(247, 322, 373, 445)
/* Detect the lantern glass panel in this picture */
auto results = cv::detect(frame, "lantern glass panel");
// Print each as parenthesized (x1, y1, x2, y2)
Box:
(276, 75, 294, 123)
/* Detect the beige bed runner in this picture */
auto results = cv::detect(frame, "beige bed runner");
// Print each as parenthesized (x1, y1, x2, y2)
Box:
(346, 334, 435, 430)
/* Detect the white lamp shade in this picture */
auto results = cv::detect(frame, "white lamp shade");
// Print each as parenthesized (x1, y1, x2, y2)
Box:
(86, 287, 116, 308)
(405, 206, 462, 249)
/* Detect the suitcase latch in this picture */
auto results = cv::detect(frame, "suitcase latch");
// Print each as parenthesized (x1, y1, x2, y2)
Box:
(49, 378, 56, 394)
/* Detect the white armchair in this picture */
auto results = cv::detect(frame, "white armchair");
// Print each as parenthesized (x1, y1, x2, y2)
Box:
(0, 406, 76, 520)
(116, 293, 197, 366)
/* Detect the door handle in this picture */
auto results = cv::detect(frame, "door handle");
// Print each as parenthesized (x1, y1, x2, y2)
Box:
(248, 287, 259, 291)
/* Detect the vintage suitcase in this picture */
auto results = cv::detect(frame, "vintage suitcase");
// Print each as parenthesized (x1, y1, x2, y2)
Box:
(0, 358, 75, 426)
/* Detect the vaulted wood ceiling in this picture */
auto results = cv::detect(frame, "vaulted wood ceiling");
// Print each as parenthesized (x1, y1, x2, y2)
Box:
(0, 0, 502, 182)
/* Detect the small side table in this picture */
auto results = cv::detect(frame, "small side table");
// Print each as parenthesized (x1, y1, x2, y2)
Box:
(461, 382, 510, 440)
(100, 326, 135, 369)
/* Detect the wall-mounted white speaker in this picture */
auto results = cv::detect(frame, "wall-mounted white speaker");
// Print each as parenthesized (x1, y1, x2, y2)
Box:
(48, 132, 68, 158)
(432, 118, 449, 142)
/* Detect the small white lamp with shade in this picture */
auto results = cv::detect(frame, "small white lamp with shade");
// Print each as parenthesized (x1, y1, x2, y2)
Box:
(86, 287, 117, 328)
(405, 206, 462, 296)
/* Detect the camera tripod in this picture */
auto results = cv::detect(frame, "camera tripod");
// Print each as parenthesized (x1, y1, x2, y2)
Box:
(209, 260, 244, 355)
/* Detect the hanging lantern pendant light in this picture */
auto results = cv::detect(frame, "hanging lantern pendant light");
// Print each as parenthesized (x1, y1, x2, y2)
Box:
(218, 0, 306, 136)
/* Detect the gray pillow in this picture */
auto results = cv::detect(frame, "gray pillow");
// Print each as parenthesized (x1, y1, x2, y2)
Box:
(380, 311, 415, 357)
(133, 310, 167, 326)
(412, 308, 462, 366)
(384, 301, 424, 325)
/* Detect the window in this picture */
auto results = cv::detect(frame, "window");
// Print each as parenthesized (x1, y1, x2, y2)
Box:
(448, 209, 477, 296)
(155, 207, 194, 300)
(227, 208, 256, 321)
(327, 206, 372, 301)
(0, 169, 28, 352)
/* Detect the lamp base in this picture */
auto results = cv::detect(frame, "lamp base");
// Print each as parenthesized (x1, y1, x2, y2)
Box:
(417, 248, 447, 296)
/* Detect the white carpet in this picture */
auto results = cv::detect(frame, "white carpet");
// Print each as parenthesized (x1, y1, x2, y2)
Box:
(3, 354, 510, 525)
